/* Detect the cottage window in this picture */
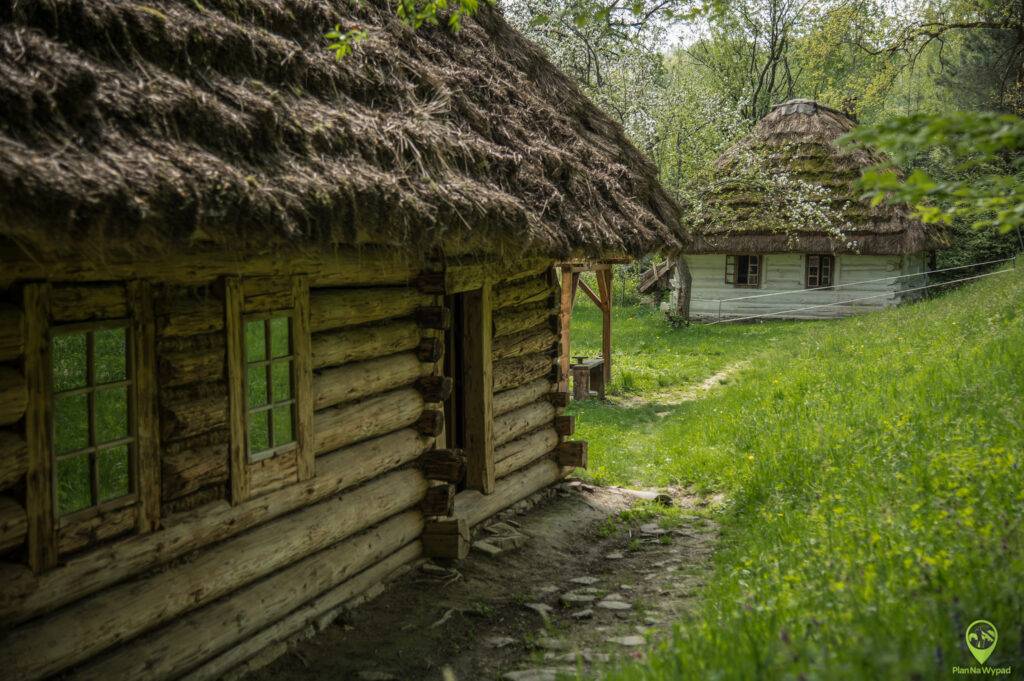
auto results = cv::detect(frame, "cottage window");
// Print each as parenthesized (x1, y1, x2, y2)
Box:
(725, 255, 761, 288)
(51, 324, 134, 517)
(805, 255, 834, 288)
(243, 314, 297, 461)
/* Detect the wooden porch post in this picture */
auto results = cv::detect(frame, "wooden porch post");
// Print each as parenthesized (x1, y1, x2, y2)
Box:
(596, 268, 613, 387)
(558, 267, 575, 392)
(463, 283, 494, 494)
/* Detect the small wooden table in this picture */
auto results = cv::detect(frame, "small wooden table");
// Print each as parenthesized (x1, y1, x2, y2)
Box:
(570, 357, 605, 400)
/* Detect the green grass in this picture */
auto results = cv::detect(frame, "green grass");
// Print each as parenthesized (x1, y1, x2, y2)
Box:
(570, 266, 1024, 678)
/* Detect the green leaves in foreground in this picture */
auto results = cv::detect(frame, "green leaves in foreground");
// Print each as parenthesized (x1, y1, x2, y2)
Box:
(845, 112, 1024, 234)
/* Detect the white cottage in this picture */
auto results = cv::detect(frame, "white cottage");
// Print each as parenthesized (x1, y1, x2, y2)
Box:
(669, 100, 946, 321)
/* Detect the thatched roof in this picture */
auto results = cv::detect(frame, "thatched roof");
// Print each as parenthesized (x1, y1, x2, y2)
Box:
(0, 1, 683, 265)
(685, 99, 946, 255)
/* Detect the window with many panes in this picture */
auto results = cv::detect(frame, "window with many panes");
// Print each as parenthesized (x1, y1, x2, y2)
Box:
(725, 255, 761, 288)
(51, 324, 134, 518)
(805, 254, 834, 288)
(244, 314, 296, 462)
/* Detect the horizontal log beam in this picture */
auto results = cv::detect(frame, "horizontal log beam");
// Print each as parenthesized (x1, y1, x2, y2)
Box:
(0, 428, 28, 490)
(159, 383, 228, 443)
(455, 458, 568, 528)
(492, 324, 558, 361)
(0, 367, 27, 427)
(160, 432, 230, 501)
(0, 247, 418, 289)
(494, 428, 558, 479)
(155, 297, 224, 338)
(493, 401, 556, 448)
(189, 540, 421, 681)
(71, 515, 425, 681)
(311, 320, 420, 370)
(0, 304, 24, 363)
(313, 352, 429, 410)
(157, 347, 225, 388)
(0, 496, 27, 553)
(50, 285, 127, 323)
(0, 469, 428, 680)
(0, 428, 431, 625)
(314, 389, 424, 454)
(494, 277, 552, 310)
(493, 379, 554, 417)
(444, 259, 550, 294)
(493, 304, 554, 338)
(493, 353, 554, 393)
(310, 288, 430, 333)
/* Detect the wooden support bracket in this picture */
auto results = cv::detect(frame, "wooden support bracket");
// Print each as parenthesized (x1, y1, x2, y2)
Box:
(422, 517, 470, 560)
(421, 484, 456, 517)
(420, 448, 466, 484)
(554, 441, 587, 468)
(415, 409, 445, 437)
(415, 306, 451, 331)
(414, 375, 453, 403)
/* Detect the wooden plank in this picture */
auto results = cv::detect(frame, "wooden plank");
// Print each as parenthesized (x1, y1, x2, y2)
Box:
(493, 401, 556, 447)
(189, 541, 421, 681)
(577, 279, 605, 311)
(223, 277, 249, 504)
(493, 379, 553, 417)
(309, 288, 430, 332)
(0, 303, 24, 363)
(454, 457, 567, 528)
(598, 269, 613, 387)
(292, 275, 315, 482)
(128, 281, 160, 533)
(247, 451, 299, 498)
(313, 353, 428, 410)
(68, 514, 424, 681)
(314, 388, 424, 454)
(23, 283, 56, 572)
(0, 496, 27, 553)
(0, 367, 27, 427)
(462, 284, 494, 494)
(0, 428, 28, 490)
(0, 469, 429, 680)
(50, 284, 127, 323)
(0, 428, 432, 624)
(57, 504, 135, 556)
(311, 320, 419, 369)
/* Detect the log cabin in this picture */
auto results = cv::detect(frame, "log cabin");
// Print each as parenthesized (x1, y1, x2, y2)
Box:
(668, 100, 946, 321)
(0, 1, 683, 678)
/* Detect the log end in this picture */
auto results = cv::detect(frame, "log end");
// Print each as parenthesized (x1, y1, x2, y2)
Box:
(554, 441, 587, 468)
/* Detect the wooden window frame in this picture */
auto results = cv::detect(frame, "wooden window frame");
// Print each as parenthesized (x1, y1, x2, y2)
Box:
(242, 311, 298, 463)
(24, 282, 159, 572)
(49, 319, 138, 524)
(225, 276, 313, 504)
(725, 255, 761, 288)
(805, 254, 835, 289)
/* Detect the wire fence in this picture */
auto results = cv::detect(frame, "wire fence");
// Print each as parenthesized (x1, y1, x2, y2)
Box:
(704, 260, 1018, 325)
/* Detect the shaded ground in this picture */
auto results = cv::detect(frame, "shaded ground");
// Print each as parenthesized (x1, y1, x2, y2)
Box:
(246, 483, 720, 681)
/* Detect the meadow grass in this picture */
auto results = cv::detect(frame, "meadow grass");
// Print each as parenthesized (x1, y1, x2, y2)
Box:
(570, 266, 1024, 678)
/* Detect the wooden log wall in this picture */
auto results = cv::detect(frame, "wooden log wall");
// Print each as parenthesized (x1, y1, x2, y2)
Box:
(0, 292, 27, 562)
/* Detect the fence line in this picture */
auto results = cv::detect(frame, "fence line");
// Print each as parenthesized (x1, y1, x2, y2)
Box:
(694, 256, 1018, 306)
(706, 267, 1015, 325)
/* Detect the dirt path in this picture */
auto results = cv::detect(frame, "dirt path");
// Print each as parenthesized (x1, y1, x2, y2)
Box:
(244, 482, 720, 681)
(612, 361, 747, 409)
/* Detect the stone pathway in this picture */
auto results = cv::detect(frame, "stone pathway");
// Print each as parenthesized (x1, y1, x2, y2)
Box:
(243, 481, 721, 681)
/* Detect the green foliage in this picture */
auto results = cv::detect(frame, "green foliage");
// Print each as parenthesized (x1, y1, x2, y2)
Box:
(572, 264, 1024, 678)
(324, 24, 368, 60)
(849, 112, 1024, 234)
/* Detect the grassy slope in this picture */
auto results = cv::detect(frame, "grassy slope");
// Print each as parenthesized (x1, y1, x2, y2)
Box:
(570, 267, 1024, 678)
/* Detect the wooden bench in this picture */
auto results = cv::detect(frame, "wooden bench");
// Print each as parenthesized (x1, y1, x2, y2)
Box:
(570, 357, 605, 400)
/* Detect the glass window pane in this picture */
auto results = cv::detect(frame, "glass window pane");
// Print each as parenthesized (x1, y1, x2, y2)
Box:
(95, 387, 129, 444)
(272, 404, 294, 447)
(270, 317, 291, 358)
(248, 410, 269, 455)
(245, 320, 266, 362)
(52, 333, 87, 391)
(54, 393, 89, 454)
(94, 327, 127, 384)
(247, 365, 268, 408)
(271, 361, 292, 401)
(98, 445, 131, 502)
(57, 453, 92, 515)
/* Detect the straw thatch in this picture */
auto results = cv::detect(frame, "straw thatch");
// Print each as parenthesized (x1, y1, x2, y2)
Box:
(0, 0, 683, 264)
(686, 99, 946, 255)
